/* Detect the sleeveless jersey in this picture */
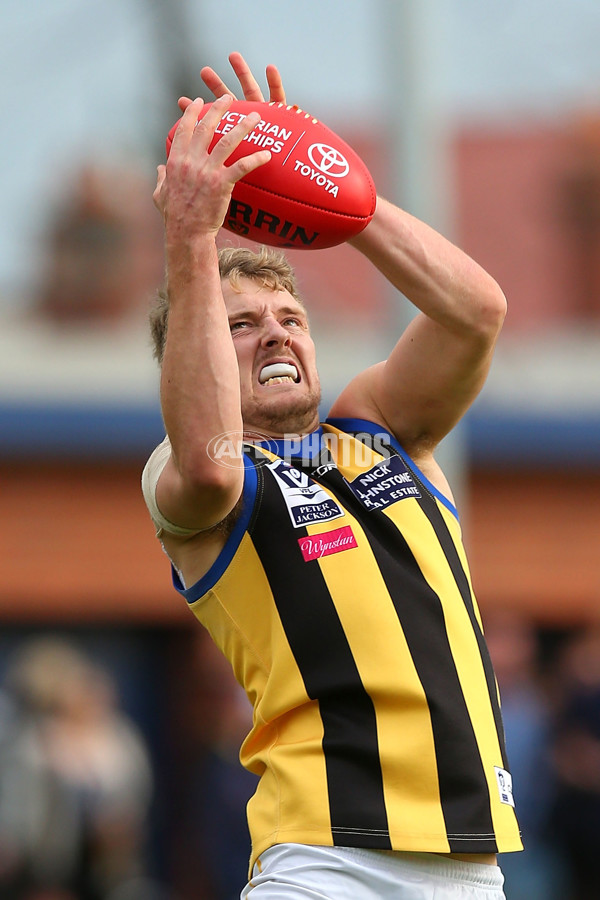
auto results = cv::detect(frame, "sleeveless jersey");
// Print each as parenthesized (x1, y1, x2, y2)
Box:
(161, 419, 522, 866)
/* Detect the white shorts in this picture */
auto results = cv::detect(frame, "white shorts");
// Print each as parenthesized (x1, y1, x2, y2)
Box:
(241, 843, 506, 900)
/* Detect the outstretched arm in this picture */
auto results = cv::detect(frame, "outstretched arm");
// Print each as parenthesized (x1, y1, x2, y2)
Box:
(154, 54, 287, 534)
(154, 95, 271, 533)
(329, 197, 507, 464)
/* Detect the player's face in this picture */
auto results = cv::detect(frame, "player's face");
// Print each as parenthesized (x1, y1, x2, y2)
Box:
(223, 277, 321, 437)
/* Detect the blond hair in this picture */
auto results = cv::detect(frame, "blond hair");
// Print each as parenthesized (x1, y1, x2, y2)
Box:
(149, 245, 303, 364)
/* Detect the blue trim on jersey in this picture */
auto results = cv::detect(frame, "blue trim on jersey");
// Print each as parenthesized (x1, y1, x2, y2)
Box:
(326, 417, 459, 520)
(171, 455, 259, 604)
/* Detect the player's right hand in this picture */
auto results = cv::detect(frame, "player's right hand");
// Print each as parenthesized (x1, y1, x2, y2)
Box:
(177, 51, 286, 114)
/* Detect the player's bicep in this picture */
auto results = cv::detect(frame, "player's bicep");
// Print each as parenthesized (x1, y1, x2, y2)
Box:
(379, 314, 496, 447)
(330, 313, 496, 452)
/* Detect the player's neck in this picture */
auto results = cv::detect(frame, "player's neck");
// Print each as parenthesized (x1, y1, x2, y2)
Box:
(242, 410, 320, 442)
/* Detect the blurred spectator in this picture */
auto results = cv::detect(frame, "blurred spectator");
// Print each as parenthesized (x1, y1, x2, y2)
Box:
(35, 165, 163, 326)
(190, 642, 257, 900)
(0, 636, 154, 900)
(485, 612, 567, 900)
(548, 626, 600, 900)
(168, 632, 256, 900)
(560, 113, 600, 320)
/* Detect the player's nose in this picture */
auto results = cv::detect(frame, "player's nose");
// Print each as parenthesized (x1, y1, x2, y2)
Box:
(261, 317, 291, 347)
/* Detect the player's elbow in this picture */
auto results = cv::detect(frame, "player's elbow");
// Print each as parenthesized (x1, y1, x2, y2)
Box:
(471, 282, 507, 344)
(185, 454, 242, 495)
(172, 442, 242, 496)
(488, 281, 508, 326)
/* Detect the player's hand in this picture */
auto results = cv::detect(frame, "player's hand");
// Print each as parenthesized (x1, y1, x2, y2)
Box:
(202, 51, 286, 102)
(177, 52, 286, 114)
(154, 94, 271, 237)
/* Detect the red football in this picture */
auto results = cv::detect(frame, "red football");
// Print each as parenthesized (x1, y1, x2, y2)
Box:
(166, 100, 376, 250)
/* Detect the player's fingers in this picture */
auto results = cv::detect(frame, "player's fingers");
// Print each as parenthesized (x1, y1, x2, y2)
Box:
(207, 109, 262, 167)
(169, 97, 205, 154)
(228, 149, 272, 184)
(188, 93, 232, 156)
(200, 66, 237, 100)
(266, 64, 286, 103)
(178, 96, 193, 112)
(228, 52, 265, 102)
(152, 165, 166, 209)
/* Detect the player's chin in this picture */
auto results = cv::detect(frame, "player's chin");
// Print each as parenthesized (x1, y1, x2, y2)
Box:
(256, 383, 316, 410)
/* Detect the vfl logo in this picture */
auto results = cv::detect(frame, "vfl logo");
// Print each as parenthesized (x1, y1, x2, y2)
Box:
(268, 459, 345, 528)
(307, 143, 350, 178)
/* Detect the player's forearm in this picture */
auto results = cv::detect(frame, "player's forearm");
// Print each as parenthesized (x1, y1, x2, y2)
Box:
(160, 237, 243, 483)
(350, 196, 506, 339)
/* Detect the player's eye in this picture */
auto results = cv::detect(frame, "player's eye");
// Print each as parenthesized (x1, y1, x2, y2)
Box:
(230, 321, 250, 332)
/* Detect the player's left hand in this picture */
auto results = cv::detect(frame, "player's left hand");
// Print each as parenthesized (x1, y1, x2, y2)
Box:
(177, 52, 286, 114)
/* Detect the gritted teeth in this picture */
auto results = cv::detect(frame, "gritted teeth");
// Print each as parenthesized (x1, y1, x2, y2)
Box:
(259, 363, 298, 384)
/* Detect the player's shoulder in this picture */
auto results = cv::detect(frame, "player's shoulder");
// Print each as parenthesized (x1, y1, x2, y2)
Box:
(327, 361, 388, 432)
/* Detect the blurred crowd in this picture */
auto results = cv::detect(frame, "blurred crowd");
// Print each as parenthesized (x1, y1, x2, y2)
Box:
(0, 619, 598, 900)
(488, 615, 600, 900)
(0, 631, 257, 900)
(31, 164, 164, 329)
(1, 155, 599, 900)
(0, 637, 155, 900)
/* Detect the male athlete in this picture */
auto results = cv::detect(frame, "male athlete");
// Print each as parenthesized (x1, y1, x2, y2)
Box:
(142, 53, 522, 899)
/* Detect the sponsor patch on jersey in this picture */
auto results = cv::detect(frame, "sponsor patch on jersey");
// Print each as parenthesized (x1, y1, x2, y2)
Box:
(267, 459, 345, 528)
(494, 766, 515, 807)
(345, 455, 421, 511)
(298, 525, 358, 562)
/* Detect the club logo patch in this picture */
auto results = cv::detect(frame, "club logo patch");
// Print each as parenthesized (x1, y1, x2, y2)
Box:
(298, 525, 357, 562)
(346, 455, 421, 511)
(268, 459, 345, 528)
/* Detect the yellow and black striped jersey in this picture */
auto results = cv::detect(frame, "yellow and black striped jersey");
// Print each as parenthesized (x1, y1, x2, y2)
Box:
(155, 419, 522, 867)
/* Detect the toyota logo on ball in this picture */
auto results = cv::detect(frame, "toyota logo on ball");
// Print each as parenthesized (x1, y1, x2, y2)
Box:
(307, 143, 350, 178)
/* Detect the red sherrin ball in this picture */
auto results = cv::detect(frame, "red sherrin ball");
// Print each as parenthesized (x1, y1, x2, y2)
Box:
(166, 100, 376, 250)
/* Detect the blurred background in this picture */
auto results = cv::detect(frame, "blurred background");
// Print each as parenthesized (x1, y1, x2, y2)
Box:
(1, 1, 600, 898)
